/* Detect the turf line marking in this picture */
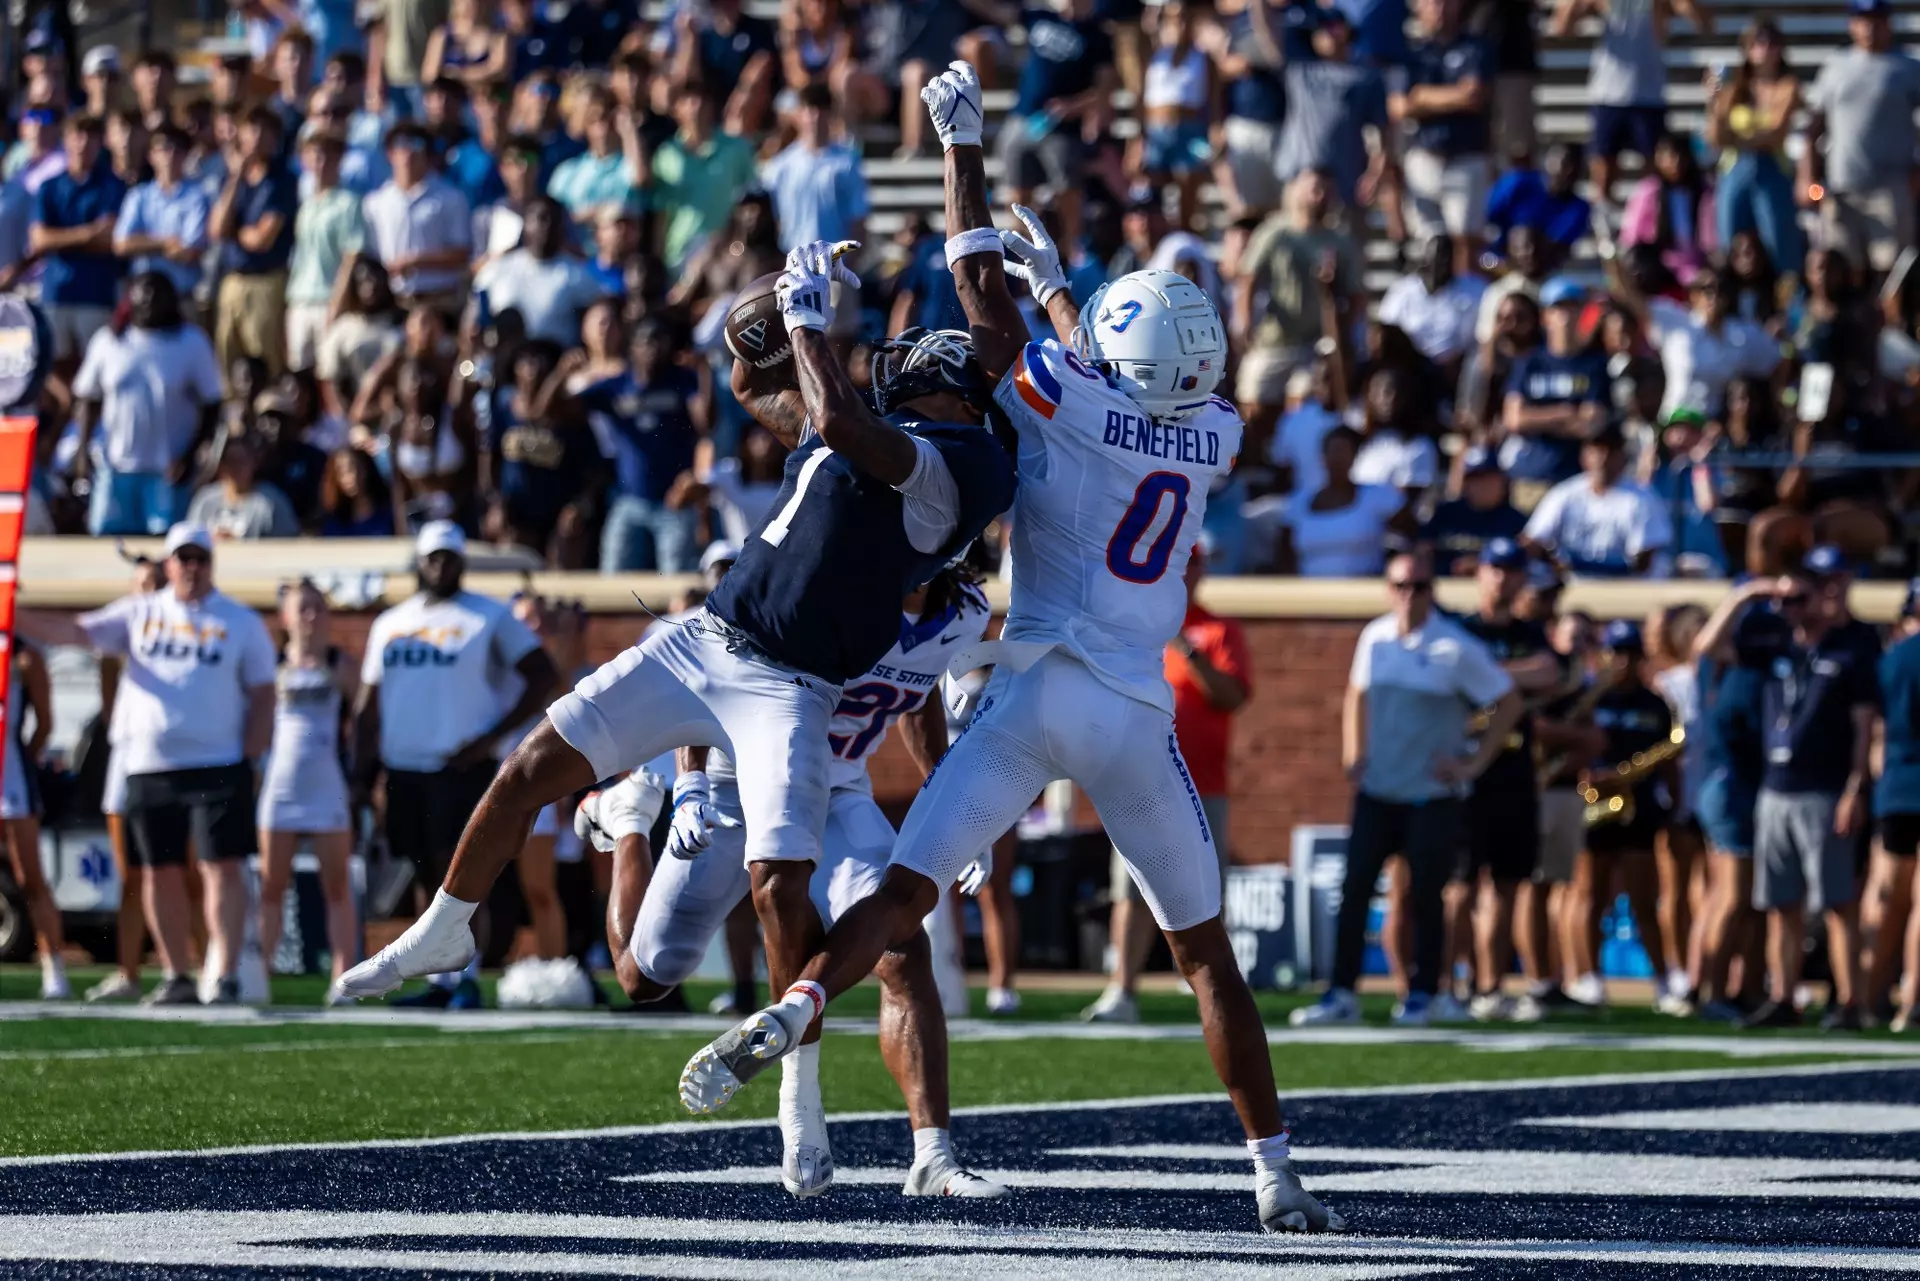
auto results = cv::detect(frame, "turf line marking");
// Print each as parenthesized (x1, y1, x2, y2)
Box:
(0, 1033, 596, 1063)
(0, 1058, 1911, 1168)
(2, 1212, 1918, 1274)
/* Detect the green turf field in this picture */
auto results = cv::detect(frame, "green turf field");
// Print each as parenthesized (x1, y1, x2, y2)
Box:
(0, 964, 1894, 1161)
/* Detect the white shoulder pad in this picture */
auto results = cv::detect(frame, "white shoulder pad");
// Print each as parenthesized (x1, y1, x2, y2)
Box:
(1187, 395, 1246, 468)
(993, 339, 1116, 428)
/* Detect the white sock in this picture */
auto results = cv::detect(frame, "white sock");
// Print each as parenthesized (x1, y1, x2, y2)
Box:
(770, 980, 826, 1034)
(42, 954, 64, 980)
(912, 1126, 954, 1166)
(421, 889, 478, 932)
(778, 1041, 824, 1147)
(1248, 1130, 1293, 1182)
(1665, 968, 1690, 999)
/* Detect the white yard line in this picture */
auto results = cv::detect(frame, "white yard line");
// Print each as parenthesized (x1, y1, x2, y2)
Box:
(1, 1058, 1913, 1168)
(6, 1000, 1920, 1058)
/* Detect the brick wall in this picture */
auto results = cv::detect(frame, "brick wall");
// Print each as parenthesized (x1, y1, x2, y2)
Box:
(306, 610, 1366, 866)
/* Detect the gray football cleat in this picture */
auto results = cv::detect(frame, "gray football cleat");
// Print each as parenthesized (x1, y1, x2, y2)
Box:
(679, 1008, 800, 1115)
(1258, 1160, 1346, 1233)
(782, 1143, 835, 1198)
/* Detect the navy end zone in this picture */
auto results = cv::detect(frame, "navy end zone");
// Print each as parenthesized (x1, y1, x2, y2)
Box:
(3, 1064, 1919, 1277)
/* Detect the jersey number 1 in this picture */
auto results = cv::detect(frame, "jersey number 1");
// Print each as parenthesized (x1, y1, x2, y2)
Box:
(1106, 471, 1191, 583)
(760, 447, 834, 547)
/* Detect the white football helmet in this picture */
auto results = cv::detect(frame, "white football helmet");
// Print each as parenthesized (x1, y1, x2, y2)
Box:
(1070, 268, 1225, 421)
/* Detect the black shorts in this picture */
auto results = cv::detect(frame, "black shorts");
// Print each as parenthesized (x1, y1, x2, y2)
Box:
(385, 764, 496, 886)
(1586, 804, 1669, 857)
(124, 763, 258, 869)
(1591, 103, 1666, 161)
(1881, 813, 1920, 857)
(1456, 784, 1540, 882)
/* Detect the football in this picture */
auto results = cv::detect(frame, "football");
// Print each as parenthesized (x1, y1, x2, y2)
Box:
(723, 272, 795, 390)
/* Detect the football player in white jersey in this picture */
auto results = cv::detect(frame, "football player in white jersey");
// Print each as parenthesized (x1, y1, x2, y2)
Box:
(681, 60, 1343, 1234)
(582, 568, 1005, 1200)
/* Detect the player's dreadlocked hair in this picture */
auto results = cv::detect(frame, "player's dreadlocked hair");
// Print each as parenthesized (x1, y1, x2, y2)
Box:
(921, 548, 988, 622)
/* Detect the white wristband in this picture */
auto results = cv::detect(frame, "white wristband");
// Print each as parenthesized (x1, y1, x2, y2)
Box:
(945, 227, 1005, 265)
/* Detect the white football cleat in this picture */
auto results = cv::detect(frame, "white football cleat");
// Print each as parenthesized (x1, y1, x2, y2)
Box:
(985, 987, 1020, 1016)
(680, 1007, 802, 1115)
(336, 913, 477, 1000)
(1290, 988, 1360, 1026)
(1258, 1160, 1346, 1233)
(782, 1141, 835, 1198)
(904, 1159, 1010, 1198)
(1081, 987, 1138, 1024)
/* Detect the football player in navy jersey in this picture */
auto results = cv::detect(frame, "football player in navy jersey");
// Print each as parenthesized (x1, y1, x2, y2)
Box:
(340, 238, 1016, 1200)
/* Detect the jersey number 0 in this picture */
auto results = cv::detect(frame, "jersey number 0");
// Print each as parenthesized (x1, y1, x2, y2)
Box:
(1106, 471, 1191, 583)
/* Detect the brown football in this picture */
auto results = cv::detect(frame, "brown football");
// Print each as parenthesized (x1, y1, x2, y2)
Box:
(723, 272, 796, 391)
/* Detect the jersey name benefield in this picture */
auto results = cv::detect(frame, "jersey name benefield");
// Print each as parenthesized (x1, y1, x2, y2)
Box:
(1101, 409, 1220, 466)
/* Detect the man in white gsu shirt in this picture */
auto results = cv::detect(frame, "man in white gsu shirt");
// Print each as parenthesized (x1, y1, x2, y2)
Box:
(23, 524, 276, 1006)
(352, 521, 557, 1007)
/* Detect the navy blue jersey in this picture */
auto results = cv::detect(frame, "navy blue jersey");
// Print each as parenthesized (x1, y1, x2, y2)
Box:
(708, 418, 1016, 684)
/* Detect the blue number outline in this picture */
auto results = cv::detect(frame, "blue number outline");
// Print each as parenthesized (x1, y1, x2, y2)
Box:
(1105, 471, 1192, 584)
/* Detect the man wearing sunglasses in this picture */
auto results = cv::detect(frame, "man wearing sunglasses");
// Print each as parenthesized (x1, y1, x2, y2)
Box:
(19, 524, 277, 1005)
(1293, 551, 1523, 1027)
(1749, 548, 1880, 1030)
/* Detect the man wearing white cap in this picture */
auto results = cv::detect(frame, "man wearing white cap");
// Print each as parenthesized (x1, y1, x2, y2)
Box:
(351, 521, 558, 1007)
(20, 524, 277, 1005)
(80, 46, 122, 118)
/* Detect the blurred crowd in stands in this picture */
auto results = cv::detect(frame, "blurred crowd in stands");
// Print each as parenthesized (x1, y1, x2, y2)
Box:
(2, 0, 1920, 579)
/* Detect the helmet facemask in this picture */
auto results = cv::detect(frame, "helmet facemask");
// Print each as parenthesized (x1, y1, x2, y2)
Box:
(871, 327, 994, 418)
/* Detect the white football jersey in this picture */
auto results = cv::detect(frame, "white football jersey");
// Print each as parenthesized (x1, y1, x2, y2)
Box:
(993, 339, 1241, 713)
(710, 586, 992, 792)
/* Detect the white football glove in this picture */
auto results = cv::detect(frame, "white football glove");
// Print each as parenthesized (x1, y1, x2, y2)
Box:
(573, 770, 669, 855)
(920, 59, 984, 150)
(999, 203, 1069, 309)
(775, 239, 862, 334)
(956, 846, 993, 897)
(573, 790, 616, 854)
(664, 770, 742, 860)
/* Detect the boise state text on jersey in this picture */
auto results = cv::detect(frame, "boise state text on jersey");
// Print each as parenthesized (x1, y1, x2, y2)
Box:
(825, 584, 992, 790)
(708, 418, 1014, 687)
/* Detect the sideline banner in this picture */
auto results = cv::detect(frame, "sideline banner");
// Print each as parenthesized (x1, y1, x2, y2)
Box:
(0, 291, 52, 792)
(0, 418, 37, 789)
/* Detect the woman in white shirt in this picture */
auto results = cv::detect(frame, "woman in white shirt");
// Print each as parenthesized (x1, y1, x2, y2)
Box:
(1617, 262, 1780, 421)
(1349, 367, 1442, 504)
(1275, 425, 1415, 576)
(1138, 0, 1213, 229)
